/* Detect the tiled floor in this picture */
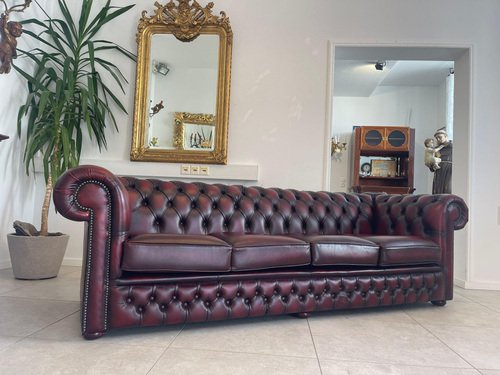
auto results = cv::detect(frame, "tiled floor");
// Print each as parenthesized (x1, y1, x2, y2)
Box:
(0, 266, 500, 375)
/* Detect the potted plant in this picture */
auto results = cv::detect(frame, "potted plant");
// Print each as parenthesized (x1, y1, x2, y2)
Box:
(7, 0, 135, 279)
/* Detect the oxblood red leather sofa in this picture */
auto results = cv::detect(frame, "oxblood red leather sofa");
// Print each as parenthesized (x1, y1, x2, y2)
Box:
(53, 165, 468, 339)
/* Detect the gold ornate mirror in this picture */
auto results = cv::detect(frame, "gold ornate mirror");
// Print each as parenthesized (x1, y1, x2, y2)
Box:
(130, 0, 232, 164)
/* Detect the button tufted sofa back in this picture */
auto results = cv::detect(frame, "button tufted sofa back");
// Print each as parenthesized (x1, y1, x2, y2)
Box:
(120, 177, 376, 237)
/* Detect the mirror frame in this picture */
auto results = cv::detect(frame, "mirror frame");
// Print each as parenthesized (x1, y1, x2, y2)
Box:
(130, 0, 232, 164)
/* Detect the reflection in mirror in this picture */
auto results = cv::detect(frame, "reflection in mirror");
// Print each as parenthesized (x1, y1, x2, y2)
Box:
(148, 35, 219, 150)
(131, 0, 232, 164)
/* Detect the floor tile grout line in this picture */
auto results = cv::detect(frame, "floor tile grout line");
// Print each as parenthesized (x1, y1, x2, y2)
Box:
(306, 317, 324, 375)
(405, 303, 480, 372)
(146, 323, 187, 375)
(25, 310, 81, 341)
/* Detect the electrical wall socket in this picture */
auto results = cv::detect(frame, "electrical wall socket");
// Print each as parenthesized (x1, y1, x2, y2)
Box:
(180, 165, 190, 175)
(200, 166, 210, 175)
(190, 165, 200, 175)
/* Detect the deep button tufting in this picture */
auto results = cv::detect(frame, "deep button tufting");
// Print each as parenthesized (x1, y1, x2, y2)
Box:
(204, 301, 211, 307)
(290, 288, 296, 294)
(307, 288, 312, 294)
(255, 289, 261, 296)
(177, 187, 183, 193)
(142, 199, 149, 206)
(234, 203, 239, 209)
(263, 297, 269, 303)
(216, 292, 222, 298)
(172, 294, 178, 300)
(183, 302, 189, 308)
(299, 295, 305, 301)
(160, 304, 166, 311)
(281, 296, 288, 302)
(361, 292, 367, 297)
(273, 288, 280, 295)
(376, 291, 382, 297)
(194, 294, 200, 300)
(225, 299, 232, 306)
(244, 298, 251, 305)
(254, 203, 259, 210)
(212, 202, 218, 209)
(149, 295, 155, 302)
(167, 201, 173, 208)
(137, 306, 144, 313)
(236, 291, 241, 297)
(332, 293, 337, 299)
(314, 295, 320, 300)
(191, 201, 197, 209)
(126, 297, 133, 304)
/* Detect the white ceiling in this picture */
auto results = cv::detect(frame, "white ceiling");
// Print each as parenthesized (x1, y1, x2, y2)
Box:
(334, 46, 457, 97)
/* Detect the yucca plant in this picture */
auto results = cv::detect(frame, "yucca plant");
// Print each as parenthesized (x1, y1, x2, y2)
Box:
(14, 0, 135, 236)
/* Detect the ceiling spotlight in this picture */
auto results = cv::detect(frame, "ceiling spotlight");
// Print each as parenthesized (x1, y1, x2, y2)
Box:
(375, 61, 386, 71)
(153, 61, 170, 76)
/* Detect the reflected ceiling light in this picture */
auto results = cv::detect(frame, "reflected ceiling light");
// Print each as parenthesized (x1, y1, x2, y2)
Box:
(375, 61, 386, 71)
(153, 61, 170, 76)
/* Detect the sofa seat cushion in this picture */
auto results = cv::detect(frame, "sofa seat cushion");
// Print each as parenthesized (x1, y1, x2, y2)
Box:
(211, 233, 310, 271)
(122, 234, 232, 272)
(292, 235, 379, 266)
(363, 235, 441, 266)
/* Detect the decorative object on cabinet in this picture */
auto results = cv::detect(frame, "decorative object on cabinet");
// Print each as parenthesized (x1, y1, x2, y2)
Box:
(0, 0, 31, 74)
(351, 126, 415, 194)
(331, 136, 347, 155)
(130, 0, 232, 164)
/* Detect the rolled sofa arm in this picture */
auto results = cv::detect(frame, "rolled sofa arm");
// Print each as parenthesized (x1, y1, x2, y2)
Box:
(373, 193, 468, 301)
(53, 165, 130, 339)
(373, 194, 468, 236)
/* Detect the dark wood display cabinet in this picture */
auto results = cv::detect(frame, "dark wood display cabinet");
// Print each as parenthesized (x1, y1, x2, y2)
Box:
(351, 126, 415, 194)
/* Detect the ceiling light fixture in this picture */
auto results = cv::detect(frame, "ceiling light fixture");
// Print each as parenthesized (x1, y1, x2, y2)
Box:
(153, 61, 170, 76)
(375, 61, 386, 71)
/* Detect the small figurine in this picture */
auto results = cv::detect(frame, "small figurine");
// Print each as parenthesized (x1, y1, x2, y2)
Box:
(423, 137, 444, 171)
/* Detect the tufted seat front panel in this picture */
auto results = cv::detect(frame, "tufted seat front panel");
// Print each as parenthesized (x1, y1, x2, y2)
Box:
(119, 178, 376, 237)
(110, 271, 444, 329)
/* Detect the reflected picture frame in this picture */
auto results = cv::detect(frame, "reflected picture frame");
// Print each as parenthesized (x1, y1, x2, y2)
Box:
(173, 112, 216, 151)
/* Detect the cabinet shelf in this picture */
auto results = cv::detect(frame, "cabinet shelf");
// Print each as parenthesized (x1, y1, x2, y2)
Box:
(360, 176, 408, 180)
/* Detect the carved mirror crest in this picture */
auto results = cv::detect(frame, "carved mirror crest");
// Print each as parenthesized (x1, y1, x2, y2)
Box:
(130, 0, 232, 164)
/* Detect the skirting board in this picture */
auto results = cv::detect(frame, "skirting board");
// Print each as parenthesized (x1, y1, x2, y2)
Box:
(455, 278, 500, 291)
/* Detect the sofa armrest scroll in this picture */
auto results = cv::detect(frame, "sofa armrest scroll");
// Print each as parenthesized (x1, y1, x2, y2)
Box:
(53, 165, 130, 339)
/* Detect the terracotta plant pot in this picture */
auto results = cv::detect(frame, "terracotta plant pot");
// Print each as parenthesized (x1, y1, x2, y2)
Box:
(7, 233, 69, 279)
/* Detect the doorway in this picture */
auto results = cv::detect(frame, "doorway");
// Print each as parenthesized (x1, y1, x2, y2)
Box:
(325, 44, 472, 285)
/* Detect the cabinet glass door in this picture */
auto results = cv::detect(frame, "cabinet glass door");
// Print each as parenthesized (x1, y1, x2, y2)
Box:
(387, 129, 406, 147)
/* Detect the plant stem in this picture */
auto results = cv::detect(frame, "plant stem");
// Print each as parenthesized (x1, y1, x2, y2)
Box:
(40, 175, 52, 236)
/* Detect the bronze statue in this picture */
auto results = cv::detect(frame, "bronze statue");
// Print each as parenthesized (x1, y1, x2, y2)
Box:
(0, 0, 32, 74)
(427, 127, 452, 194)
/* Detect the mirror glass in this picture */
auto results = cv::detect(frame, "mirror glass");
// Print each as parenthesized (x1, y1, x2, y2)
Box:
(131, 0, 232, 164)
(148, 34, 218, 149)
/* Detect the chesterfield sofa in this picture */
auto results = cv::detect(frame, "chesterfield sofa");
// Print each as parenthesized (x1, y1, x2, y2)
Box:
(53, 165, 468, 339)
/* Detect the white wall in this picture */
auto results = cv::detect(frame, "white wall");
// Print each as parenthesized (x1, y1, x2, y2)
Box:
(1, 0, 500, 290)
(331, 85, 443, 194)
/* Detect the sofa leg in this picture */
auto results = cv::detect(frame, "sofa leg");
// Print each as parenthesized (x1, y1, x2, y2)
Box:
(292, 312, 311, 319)
(83, 331, 105, 340)
(431, 300, 447, 307)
